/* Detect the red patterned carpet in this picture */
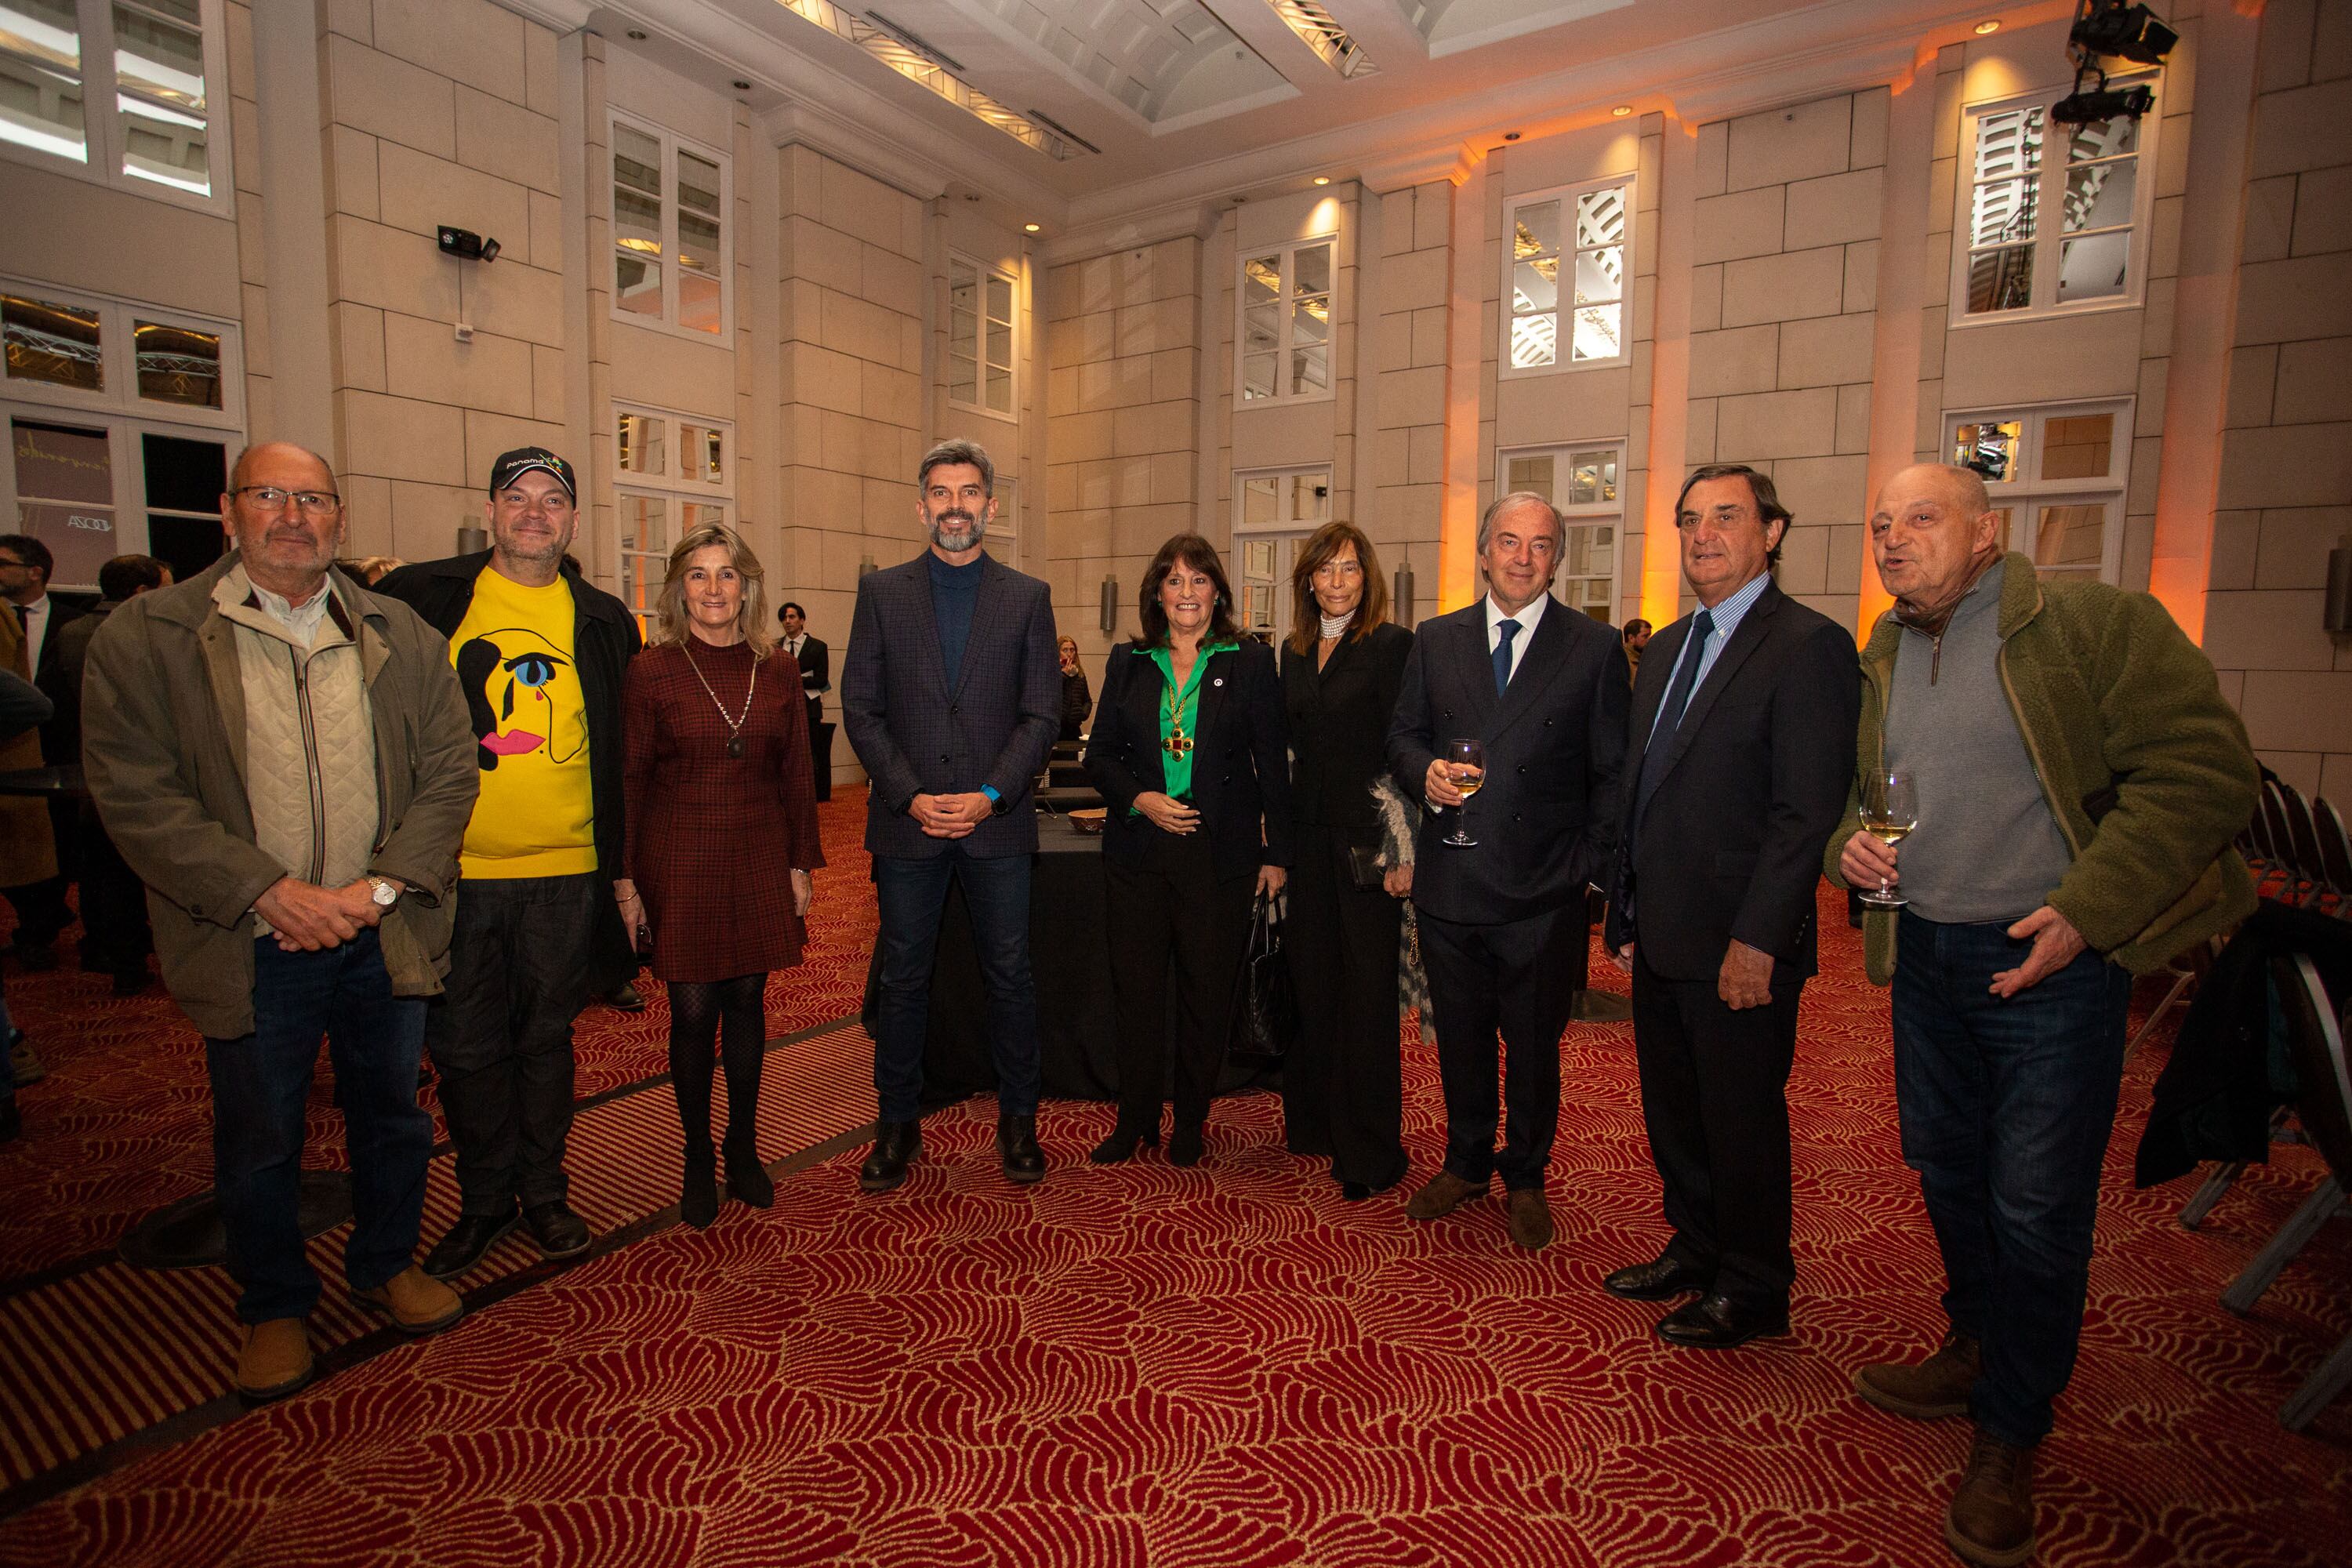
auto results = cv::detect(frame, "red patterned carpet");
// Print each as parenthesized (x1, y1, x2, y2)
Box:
(2, 789, 2350, 1566)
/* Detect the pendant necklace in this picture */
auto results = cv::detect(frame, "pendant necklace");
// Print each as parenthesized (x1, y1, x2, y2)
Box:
(1162, 659, 1198, 762)
(682, 640, 758, 757)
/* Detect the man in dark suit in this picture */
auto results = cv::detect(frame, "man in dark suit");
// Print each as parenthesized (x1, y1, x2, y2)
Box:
(1602, 464, 1859, 1348)
(0, 533, 85, 967)
(843, 438, 1061, 1193)
(779, 601, 831, 801)
(1388, 492, 1630, 1250)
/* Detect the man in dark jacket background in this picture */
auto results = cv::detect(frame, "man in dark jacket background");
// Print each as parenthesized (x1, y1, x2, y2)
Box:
(374, 448, 642, 1279)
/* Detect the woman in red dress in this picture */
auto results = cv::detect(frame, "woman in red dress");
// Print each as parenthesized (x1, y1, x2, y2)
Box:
(621, 523, 824, 1228)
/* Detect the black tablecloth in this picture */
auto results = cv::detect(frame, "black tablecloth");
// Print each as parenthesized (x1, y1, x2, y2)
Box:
(862, 814, 1275, 1102)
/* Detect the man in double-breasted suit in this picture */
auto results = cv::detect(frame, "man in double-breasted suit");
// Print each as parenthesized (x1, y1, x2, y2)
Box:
(842, 438, 1061, 1194)
(1602, 464, 1859, 1348)
(1388, 492, 1630, 1250)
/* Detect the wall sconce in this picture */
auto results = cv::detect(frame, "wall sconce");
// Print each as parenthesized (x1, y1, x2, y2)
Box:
(858, 554, 877, 578)
(457, 521, 488, 554)
(1393, 562, 1416, 627)
(1099, 575, 1119, 633)
(2326, 535, 2351, 633)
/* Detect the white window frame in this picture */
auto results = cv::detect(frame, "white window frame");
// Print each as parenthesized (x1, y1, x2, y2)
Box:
(1232, 464, 1333, 535)
(988, 472, 1018, 568)
(1501, 175, 1635, 379)
(606, 112, 733, 343)
(1941, 398, 2134, 583)
(611, 401, 735, 633)
(1496, 441, 1624, 619)
(2, 404, 238, 589)
(0, 0, 235, 217)
(1, 275, 244, 430)
(947, 252, 1018, 423)
(1234, 235, 1338, 408)
(1951, 77, 2161, 327)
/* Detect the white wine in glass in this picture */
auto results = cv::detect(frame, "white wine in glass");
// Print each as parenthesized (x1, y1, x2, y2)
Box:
(1859, 768, 1918, 909)
(1442, 739, 1485, 848)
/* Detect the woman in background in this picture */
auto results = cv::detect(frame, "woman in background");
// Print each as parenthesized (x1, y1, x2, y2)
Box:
(1057, 635, 1091, 743)
(622, 524, 823, 1227)
(1279, 522, 1414, 1201)
(1085, 534, 1291, 1167)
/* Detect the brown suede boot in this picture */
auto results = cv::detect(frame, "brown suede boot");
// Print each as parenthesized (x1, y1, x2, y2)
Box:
(235, 1317, 314, 1402)
(1404, 1170, 1486, 1221)
(1853, 1330, 1981, 1420)
(356, 1265, 463, 1334)
(1504, 1188, 1555, 1250)
(1946, 1429, 2037, 1567)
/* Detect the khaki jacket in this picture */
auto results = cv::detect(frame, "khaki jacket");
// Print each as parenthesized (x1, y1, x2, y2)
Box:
(81, 554, 479, 1037)
(1828, 552, 2259, 983)
(0, 608, 56, 885)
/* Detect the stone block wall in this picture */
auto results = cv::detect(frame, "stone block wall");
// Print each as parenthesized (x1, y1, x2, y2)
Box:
(1367, 180, 1454, 618)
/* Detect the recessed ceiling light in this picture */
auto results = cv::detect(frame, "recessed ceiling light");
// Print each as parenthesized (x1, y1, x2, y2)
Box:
(1611, 104, 1632, 117)
(1502, 131, 1520, 141)
(626, 29, 647, 40)
(1312, 175, 1330, 186)
(1975, 19, 2001, 34)
(1024, 222, 1040, 232)
(731, 80, 751, 91)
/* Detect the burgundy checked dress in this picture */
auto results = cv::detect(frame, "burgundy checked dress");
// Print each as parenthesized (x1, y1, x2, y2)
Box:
(622, 636, 826, 983)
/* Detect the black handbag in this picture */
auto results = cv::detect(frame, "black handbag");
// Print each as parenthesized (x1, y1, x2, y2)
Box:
(1228, 891, 1299, 1062)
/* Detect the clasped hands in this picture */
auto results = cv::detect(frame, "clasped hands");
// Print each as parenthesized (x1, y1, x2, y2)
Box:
(255, 874, 398, 953)
(912, 791, 992, 839)
(1838, 829, 2085, 998)
(1132, 790, 1287, 897)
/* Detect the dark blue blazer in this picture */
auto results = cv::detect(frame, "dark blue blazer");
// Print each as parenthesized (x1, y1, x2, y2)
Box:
(840, 550, 1060, 859)
(1387, 597, 1630, 926)
(1085, 638, 1294, 881)
(1603, 580, 1859, 983)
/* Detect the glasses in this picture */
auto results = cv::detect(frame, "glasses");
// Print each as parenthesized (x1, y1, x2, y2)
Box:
(232, 485, 342, 516)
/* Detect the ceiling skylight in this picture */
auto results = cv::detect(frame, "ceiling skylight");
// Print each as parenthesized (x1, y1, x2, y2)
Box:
(1263, 0, 1377, 78)
(773, 1, 1090, 158)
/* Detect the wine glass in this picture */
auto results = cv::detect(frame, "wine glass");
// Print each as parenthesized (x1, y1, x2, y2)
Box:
(1858, 767, 1918, 909)
(1441, 739, 1486, 848)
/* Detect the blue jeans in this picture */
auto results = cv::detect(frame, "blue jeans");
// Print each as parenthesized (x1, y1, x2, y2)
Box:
(1891, 909, 2132, 1447)
(205, 930, 432, 1323)
(870, 846, 1040, 1122)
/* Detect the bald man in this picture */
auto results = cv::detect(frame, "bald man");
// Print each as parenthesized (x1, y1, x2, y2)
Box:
(82, 442, 480, 1401)
(1828, 462, 2256, 1566)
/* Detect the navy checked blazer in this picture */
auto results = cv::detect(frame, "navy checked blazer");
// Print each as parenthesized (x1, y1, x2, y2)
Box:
(841, 550, 1061, 859)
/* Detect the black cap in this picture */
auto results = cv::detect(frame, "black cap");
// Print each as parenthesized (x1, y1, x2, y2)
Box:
(488, 447, 575, 501)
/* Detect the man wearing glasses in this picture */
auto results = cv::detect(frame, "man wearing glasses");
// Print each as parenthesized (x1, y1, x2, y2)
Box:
(374, 448, 641, 1279)
(81, 442, 478, 1400)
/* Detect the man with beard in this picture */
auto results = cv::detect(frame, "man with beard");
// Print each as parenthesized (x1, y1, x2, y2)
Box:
(841, 439, 1061, 1192)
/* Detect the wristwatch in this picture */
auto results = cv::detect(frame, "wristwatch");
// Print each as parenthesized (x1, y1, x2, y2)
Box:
(367, 877, 401, 909)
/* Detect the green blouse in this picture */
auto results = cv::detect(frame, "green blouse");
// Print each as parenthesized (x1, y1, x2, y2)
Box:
(1143, 638, 1237, 803)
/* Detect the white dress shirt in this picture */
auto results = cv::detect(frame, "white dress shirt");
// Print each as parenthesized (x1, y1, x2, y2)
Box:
(1483, 589, 1552, 686)
(18, 593, 50, 673)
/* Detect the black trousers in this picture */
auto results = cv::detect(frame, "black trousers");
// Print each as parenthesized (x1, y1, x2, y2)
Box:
(1103, 831, 1255, 1131)
(1418, 902, 1581, 1191)
(424, 871, 600, 1215)
(1631, 948, 1804, 1310)
(1280, 822, 1406, 1188)
(74, 810, 151, 975)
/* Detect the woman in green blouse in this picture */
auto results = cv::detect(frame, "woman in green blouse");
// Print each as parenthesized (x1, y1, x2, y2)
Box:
(1083, 533, 1294, 1165)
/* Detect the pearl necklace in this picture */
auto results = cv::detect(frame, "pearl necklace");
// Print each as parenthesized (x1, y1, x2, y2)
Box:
(1319, 612, 1352, 640)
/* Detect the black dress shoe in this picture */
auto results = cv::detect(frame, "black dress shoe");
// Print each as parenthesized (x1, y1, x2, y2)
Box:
(0, 1098, 19, 1143)
(423, 1210, 521, 1278)
(1657, 1293, 1789, 1349)
(858, 1119, 921, 1192)
(681, 1148, 719, 1229)
(1089, 1119, 1159, 1163)
(997, 1112, 1046, 1184)
(523, 1200, 592, 1259)
(1339, 1181, 1371, 1202)
(604, 981, 646, 1012)
(1603, 1255, 1714, 1301)
(1167, 1121, 1204, 1167)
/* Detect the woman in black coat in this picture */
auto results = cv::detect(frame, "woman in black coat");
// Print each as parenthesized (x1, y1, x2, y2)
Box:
(1279, 522, 1414, 1200)
(1084, 533, 1293, 1167)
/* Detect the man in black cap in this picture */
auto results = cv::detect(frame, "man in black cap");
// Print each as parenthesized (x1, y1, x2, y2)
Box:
(374, 448, 641, 1277)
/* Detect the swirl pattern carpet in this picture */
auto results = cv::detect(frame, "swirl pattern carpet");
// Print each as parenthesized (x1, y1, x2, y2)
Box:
(1, 788, 2348, 1566)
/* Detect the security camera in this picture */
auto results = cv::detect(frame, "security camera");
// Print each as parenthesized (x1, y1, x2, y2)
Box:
(436, 226, 501, 263)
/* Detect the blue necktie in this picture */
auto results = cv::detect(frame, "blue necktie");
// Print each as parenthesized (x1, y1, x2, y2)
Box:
(1634, 608, 1715, 825)
(1493, 617, 1520, 696)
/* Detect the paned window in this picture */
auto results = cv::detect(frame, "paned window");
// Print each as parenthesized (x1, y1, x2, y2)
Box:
(1500, 443, 1621, 620)
(1504, 177, 1632, 374)
(1943, 401, 2132, 583)
(0, 0, 230, 212)
(609, 114, 730, 339)
(1956, 78, 2157, 321)
(1, 278, 238, 425)
(948, 254, 1017, 418)
(613, 402, 732, 633)
(1237, 238, 1334, 405)
(1232, 466, 1333, 642)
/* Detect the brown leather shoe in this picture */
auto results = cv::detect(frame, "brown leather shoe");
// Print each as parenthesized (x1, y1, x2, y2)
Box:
(1855, 1330, 1981, 1420)
(356, 1265, 463, 1334)
(1504, 1188, 1555, 1250)
(1946, 1429, 2036, 1567)
(235, 1317, 314, 1402)
(1404, 1170, 1486, 1221)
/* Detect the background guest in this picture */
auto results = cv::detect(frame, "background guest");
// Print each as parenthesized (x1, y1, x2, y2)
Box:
(0, 533, 78, 972)
(779, 601, 828, 742)
(0, 590, 56, 1092)
(1279, 521, 1413, 1201)
(46, 554, 172, 994)
(1085, 533, 1291, 1167)
(627, 524, 822, 1228)
(1056, 635, 1091, 743)
(1621, 618, 1652, 681)
(0, 669, 53, 1142)
(341, 556, 405, 587)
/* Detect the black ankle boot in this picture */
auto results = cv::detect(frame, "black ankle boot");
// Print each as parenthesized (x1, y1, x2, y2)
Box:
(681, 1145, 719, 1229)
(858, 1119, 921, 1192)
(1167, 1120, 1205, 1167)
(1089, 1113, 1160, 1164)
(725, 1136, 774, 1208)
(997, 1112, 1046, 1184)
